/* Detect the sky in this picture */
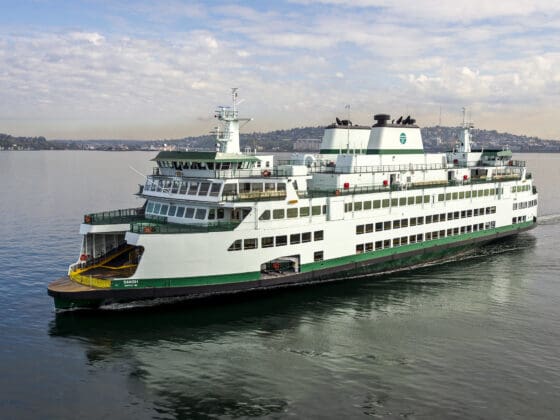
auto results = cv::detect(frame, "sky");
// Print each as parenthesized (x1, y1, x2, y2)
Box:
(1, 0, 560, 140)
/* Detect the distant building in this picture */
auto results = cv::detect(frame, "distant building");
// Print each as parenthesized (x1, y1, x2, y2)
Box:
(293, 138, 321, 152)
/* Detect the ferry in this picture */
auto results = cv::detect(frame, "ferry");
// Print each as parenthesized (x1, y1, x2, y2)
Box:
(47, 90, 538, 309)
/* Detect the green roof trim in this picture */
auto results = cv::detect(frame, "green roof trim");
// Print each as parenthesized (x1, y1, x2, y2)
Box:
(153, 151, 260, 163)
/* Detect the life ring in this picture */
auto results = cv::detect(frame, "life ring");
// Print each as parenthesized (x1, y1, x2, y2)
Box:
(143, 226, 155, 233)
(272, 262, 280, 270)
(262, 170, 271, 177)
(79, 254, 88, 261)
(84, 215, 92, 223)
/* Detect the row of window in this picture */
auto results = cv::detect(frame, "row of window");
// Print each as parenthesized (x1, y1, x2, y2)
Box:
(356, 222, 496, 253)
(259, 205, 327, 220)
(158, 160, 268, 170)
(355, 207, 497, 235)
(512, 184, 531, 193)
(146, 178, 286, 197)
(513, 199, 537, 210)
(437, 188, 503, 202)
(228, 230, 324, 251)
(146, 202, 224, 221)
(512, 215, 528, 224)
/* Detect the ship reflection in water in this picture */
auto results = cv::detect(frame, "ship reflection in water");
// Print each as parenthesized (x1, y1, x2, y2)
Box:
(49, 234, 536, 419)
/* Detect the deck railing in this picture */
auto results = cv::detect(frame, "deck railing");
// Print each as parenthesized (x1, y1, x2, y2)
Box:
(130, 220, 241, 234)
(84, 207, 145, 225)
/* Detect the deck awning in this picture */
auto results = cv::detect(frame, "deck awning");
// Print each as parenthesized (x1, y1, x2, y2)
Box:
(152, 151, 260, 163)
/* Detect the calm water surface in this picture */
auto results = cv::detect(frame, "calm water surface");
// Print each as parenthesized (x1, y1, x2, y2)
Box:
(1, 151, 560, 419)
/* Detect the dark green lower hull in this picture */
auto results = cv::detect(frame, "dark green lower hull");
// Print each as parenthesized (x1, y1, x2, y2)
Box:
(48, 222, 536, 310)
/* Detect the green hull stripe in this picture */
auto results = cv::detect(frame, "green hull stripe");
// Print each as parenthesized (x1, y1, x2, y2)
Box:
(366, 149, 424, 155)
(108, 221, 533, 289)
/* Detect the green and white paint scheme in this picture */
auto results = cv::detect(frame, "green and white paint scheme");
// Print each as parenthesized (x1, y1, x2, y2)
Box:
(48, 92, 538, 309)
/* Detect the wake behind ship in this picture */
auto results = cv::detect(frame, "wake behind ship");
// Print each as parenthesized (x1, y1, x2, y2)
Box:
(47, 90, 538, 310)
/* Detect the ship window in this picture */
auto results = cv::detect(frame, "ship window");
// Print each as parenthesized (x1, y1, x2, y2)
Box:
(147, 202, 155, 213)
(314, 251, 323, 262)
(383, 239, 391, 248)
(345, 203, 353, 212)
(195, 209, 206, 219)
(467, 225, 472, 233)
(426, 232, 432, 240)
(275, 235, 287, 246)
(179, 182, 188, 194)
(410, 218, 417, 227)
(461, 210, 466, 218)
(432, 231, 438, 239)
(251, 183, 264, 192)
(432, 214, 439, 223)
(208, 209, 216, 220)
(287, 208, 298, 218)
(416, 196, 422, 204)
(409, 235, 416, 244)
(458, 191, 464, 199)
(445, 193, 451, 200)
(259, 210, 271, 220)
(171, 181, 180, 194)
(355, 202, 363, 211)
(153, 203, 161, 214)
(453, 227, 459, 235)
(461, 226, 466, 233)
(356, 244, 364, 254)
(314, 231, 324, 241)
(240, 183, 251, 193)
(364, 201, 372, 210)
(277, 183, 286, 191)
(199, 182, 211, 195)
(365, 223, 373, 233)
(424, 195, 430, 203)
(399, 197, 407, 206)
(300, 207, 310, 217)
(375, 222, 383, 232)
(302, 232, 312, 243)
(365, 242, 373, 252)
(217, 209, 224, 219)
(375, 241, 383, 250)
(438, 193, 445, 201)
(454, 211, 459, 219)
(262, 237, 274, 248)
(160, 204, 169, 215)
(467, 210, 472, 217)
(452, 192, 458, 200)
(393, 220, 401, 229)
(401, 236, 408, 245)
(221, 162, 231, 170)
(447, 228, 453, 236)
(466, 191, 471, 198)
(401, 218, 408, 228)
(393, 238, 400, 247)
(168, 205, 177, 217)
(312, 206, 321, 216)
(228, 240, 242, 251)
(417, 216, 424, 225)
(408, 196, 414, 205)
(273, 209, 285, 219)
(244, 238, 257, 250)
(265, 182, 275, 191)
(440, 213, 446, 221)
(322, 205, 327, 215)
(188, 182, 199, 195)
(176, 207, 185, 218)
(356, 225, 364, 235)
(391, 198, 398, 207)
(210, 183, 221, 196)
(185, 208, 195, 218)
(439, 229, 445, 237)
(447, 212, 453, 220)
(290, 233, 301, 245)
(373, 200, 381, 209)
(473, 208, 479, 216)
(478, 190, 484, 197)
(384, 221, 391, 230)
(426, 215, 432, 224)
(382, 199, 390, 208)
(223, 184, 237, 195)
(484, 189, 489, 196)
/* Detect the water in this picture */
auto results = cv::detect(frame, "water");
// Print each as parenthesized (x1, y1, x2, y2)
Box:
(1, 151, 560, 419)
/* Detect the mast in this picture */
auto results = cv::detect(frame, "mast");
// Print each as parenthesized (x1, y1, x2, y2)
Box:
(213, 88, 251, 154)
(459, 107, 473, 153)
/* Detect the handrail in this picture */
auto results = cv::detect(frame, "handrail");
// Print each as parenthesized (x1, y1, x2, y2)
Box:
(84, 207, 145, 225)
(130, 221, 241, 234)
